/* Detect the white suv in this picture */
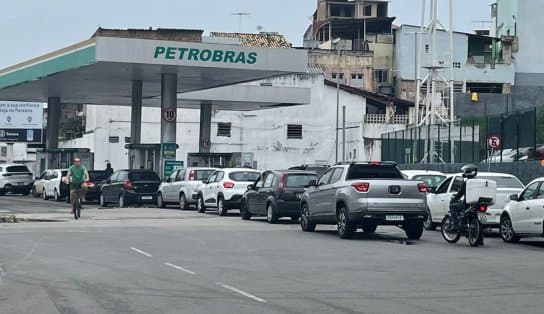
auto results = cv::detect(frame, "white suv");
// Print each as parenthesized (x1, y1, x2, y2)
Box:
(157, 167, 216, 209)
(197, 168, 261, 216)
(0, 164, 33, 196)
(42, 169, 70, 201)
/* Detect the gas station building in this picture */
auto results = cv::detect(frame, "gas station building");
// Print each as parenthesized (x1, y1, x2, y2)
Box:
(0, 29, 309, 175)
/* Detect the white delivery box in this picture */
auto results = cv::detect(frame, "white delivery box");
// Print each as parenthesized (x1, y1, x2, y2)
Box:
(465, 178, 496, 205)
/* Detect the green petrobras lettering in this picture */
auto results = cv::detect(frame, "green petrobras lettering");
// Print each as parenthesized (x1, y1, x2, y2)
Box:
(235, 52, 246, 64)
(200, 49, 212, 61)
(247, 52, 257, 64)
(188, 49, 199, 61)
(224, 51, 236, 63)
(178, 47, 189, 59)
(165, 47, 177, 59)
(154, 46, 166, 58)
(212, 50, 224, 62)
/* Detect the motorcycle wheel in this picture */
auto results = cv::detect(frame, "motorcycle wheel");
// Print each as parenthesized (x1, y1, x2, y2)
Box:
(467, 216, 482, 247)
(441, 215, 460, 243)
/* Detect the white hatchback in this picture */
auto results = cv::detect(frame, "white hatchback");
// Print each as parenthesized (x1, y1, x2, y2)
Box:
(500, 178, 544, 243)
(197, 168, 261, 216)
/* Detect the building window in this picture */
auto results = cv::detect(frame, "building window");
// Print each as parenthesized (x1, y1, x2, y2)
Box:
(424, 44, 429, 53)
(453, 62, 462, 68)
(332, 73, 344, 80)
(217, 123, 231, 137)
(351, 73, 363, 80)
(125, 137, 131, 143)
(364, 5, 372, 16)
(287, 124, 303, 139)
(109, 136, 119, 143)
(374, 70, 389, 83)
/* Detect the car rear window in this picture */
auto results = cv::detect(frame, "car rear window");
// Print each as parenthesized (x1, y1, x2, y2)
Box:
(412, 175, 446, 188)
(229, 171, 260, 182)
(129, 171, 160, 181)
(478, 176, 523, 189)
(194, 170, 214, 181)
(346, 164, 403, 180)
(285, 174, 317, 187)
(6, 166, 30, 173)
(89, 171, 109, 182)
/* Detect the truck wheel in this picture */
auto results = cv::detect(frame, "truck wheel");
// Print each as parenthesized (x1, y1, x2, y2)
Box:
(337, 207, 356, 239)
(405, 222, 424, 240)
(300, 203, 316, 232)
(157, 193, 166, 208)
(179, 193, 188, 210)
(361, 223, 377, 233)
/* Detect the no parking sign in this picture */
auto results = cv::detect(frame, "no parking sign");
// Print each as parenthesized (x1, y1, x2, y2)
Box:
(488, 136, 501, 149)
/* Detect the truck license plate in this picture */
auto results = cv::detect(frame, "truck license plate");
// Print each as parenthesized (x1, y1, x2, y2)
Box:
(386, 215, 404, 221)
(141, 196, 153, 200)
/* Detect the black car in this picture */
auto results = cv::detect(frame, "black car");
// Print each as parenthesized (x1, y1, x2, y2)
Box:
(288, 164, 329, 176)
(100, 170, 160, 207)
(241, 170, 318, 223)
(86, 170, 110, 202)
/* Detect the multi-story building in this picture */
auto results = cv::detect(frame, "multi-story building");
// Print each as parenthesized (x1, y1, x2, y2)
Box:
(303, 0, 395, 94)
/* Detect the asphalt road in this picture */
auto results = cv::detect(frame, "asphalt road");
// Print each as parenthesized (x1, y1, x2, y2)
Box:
(1, 195, 544, 314)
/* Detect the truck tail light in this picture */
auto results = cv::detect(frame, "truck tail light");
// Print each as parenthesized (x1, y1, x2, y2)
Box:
(123, 180, 133, 189)
(368, 161, 381, 166)
(479, 204, 488, 212)
(188, 170, 195, 181)
(223, 181, 235, 189)
(418, 183, 427, 193)
(278, 173, 285, 193)
(352, 182, 370, 193)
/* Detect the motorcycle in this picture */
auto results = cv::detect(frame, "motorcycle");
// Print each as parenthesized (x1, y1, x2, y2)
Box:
(441, 200, 488, 247)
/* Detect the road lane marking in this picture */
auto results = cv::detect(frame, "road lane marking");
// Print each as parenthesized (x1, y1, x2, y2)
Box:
(130, 247, 152, 257)
(164, 262, 197, 275)
(216, 282, 267, 303)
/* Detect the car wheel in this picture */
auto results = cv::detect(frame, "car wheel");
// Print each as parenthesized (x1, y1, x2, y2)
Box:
(337, 207, 356, 239)
(424, 208, 436, 230)
(240, 200, 251, 220)
(361, 223, 377, 233)
(217, 197, 227, 216)
(500, 215, 521, 243)
(266, 203, 279, 224)
(179, 193, 188, 210)
(54, 189, 61, 202)
(300, 203, 316, 232)
(32, 187, 39, 198)
(405, 222, 424, 240)
(157, 193, 166, 208)
(197, 195, 206, 213)
(42, 190, 48, 200)
(100, 194, 108, 207)
(119, 194, 126, 208)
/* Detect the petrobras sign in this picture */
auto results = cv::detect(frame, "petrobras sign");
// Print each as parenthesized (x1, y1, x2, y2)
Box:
(153, 46, 258, 65)
(0, 101, 43, 129)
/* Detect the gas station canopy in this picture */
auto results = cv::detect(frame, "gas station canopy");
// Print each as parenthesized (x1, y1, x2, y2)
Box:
(0, 36, 309, 107)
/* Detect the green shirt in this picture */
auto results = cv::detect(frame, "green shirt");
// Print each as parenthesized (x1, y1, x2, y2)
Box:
(69, 165, 87, 185)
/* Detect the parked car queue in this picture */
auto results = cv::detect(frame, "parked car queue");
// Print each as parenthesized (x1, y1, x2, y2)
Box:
(3, 162, 544, 245)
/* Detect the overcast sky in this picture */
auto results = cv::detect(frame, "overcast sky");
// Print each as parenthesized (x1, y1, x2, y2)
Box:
(0, 0, 491, 68)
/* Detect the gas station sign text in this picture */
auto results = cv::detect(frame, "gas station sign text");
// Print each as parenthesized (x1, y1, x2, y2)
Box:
(153, 46, 258, 65)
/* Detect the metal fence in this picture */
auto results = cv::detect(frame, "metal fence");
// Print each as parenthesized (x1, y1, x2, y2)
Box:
(382, 107, 544, 164)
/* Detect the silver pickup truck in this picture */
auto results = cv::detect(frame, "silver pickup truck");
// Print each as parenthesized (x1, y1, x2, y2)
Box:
(300, 162, 428, 239)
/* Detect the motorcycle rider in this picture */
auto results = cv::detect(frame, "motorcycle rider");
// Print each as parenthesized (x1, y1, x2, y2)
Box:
(450, 164, 478, 227)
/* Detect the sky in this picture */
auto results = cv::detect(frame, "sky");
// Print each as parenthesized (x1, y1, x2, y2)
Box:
(0, 0, 492, 68)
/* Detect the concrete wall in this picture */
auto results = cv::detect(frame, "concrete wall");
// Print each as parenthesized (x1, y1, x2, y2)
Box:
(309, 50, 374, 90)
(395, 25, 515, 85)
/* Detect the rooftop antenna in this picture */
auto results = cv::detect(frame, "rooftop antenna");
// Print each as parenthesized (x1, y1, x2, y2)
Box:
(232, 12, 250, 34)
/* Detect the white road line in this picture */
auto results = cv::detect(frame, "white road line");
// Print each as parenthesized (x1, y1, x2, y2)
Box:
(164, 262, 197, 275)
(216, 282, 267, 303)
(130, 247, 152, 257)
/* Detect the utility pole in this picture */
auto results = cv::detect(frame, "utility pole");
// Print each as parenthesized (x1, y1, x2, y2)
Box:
(334, 40, 341, 163)
(342, 106, 346, 161)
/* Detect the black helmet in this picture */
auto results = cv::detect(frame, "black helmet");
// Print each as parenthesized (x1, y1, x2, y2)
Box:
(461, 164, 478, 178)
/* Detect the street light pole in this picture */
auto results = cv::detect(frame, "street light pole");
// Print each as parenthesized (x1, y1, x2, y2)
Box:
(335, 44, 341, 163)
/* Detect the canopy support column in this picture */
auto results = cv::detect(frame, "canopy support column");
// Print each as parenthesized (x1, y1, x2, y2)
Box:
(129, 80, 144, 169)
(199, 103, 212, 153)
(46, 97, 61, 168)
(160, 73, 178, 176)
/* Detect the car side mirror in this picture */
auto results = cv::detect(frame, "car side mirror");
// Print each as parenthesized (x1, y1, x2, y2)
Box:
(509, 194, 519, 202)
(427, 187, 437, 193)
(306, 180, 317, 188)
(34, 176, 40, 180)
(247, 184, 254, 190)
